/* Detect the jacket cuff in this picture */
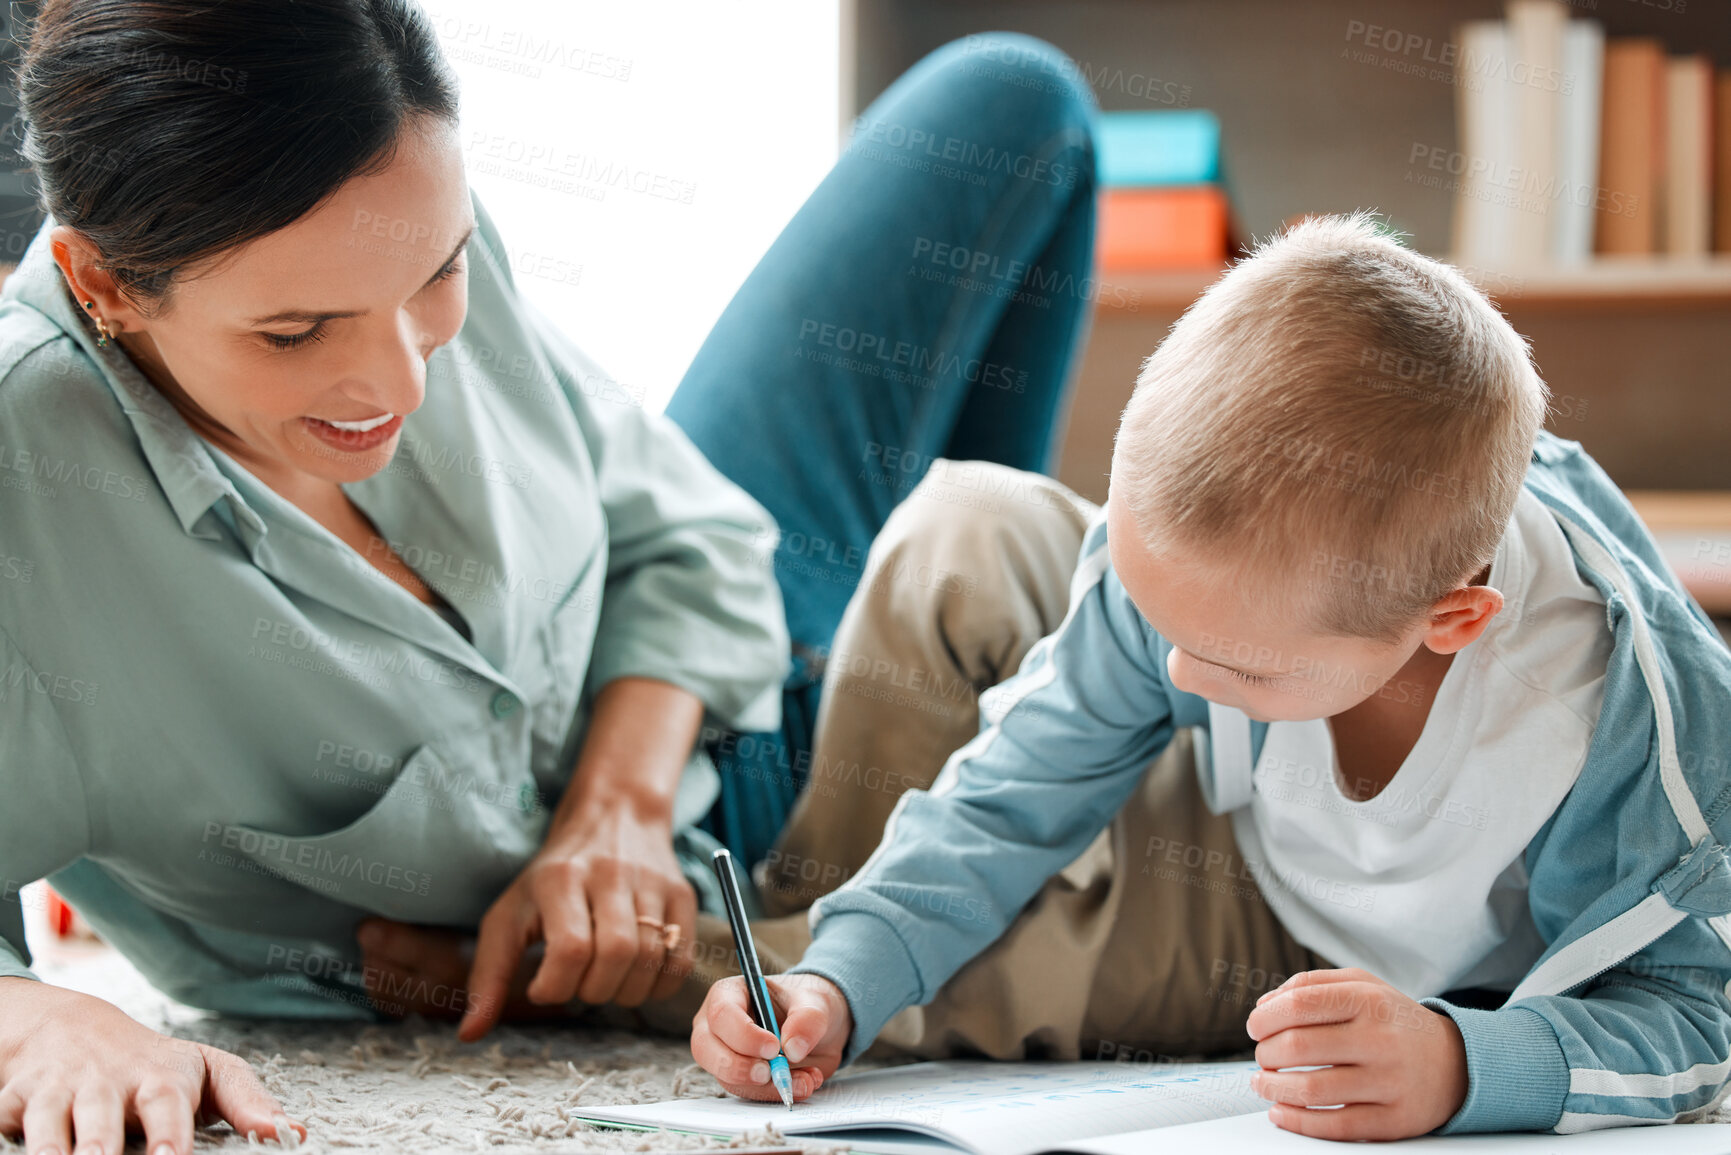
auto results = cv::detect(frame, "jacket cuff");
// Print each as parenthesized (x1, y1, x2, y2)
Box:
(784, 911, 924, 1067)
(1422, 1000, 1569, 1133)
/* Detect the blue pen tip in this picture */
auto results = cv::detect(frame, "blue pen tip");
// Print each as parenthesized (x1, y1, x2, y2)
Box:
(769, 1055, 793, 1108)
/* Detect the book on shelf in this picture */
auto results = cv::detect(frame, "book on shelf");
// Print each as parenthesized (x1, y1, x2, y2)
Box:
(1506, 0, 1566, 267)
(1455, 0, 1730, 268)
(1597, 36, 1666, 255)
(1097, 186, 1228, 272)
(1453, 20, 1516, 267)
(1718, 74, 1731, 253)
(1664, 54, 1713, 256)
(1094, 109, 1220, 187)
(1553, 18, 1603, 264)
(1093, 110, 1232, 273)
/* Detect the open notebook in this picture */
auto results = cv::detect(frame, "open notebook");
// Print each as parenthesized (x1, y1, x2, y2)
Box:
(575, 1059, 1731, 1155)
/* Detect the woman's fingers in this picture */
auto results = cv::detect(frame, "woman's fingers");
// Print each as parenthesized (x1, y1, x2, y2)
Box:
(357, 952, 412, 1019)
(20, 1087, 71, 1155)
(519, 879, 594, 1007)
(459, 902, 536, 1042)
(650, 880, 698, 1001)
(8, 1046, 305, 1155)
(612, 892, 668, 1009)
(356, 918, 421, 968)
(358, 921, 473, 1019)
(0, 1082, 24, 1140)
(198, 1045, 304, 1145)
(571, 878, 636, 1007)
(133, 1081, 194, 1155)
(70, 1082, 123, 1155)
(0, 987, 302, 1155)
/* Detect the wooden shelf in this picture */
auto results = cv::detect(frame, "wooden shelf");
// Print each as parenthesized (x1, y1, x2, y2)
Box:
(1455, 257, 1731, 309)
(1087, 254, 1731, 313)
(1094, 257, 1731, 314)
(1626, 491, 1731, 529)
(1093, 267, 1220, 312)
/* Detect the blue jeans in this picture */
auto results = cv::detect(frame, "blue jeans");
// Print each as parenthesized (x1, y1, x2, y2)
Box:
(665, 33, 1099, 871)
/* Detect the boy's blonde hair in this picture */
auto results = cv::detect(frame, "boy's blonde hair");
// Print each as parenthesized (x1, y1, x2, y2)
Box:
(1110, 211, 1549, 644)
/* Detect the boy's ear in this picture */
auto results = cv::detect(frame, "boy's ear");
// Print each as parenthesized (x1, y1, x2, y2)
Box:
(1423, 583, 1505, 655)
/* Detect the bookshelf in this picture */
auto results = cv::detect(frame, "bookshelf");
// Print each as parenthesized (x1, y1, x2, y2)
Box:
(1455, 257, 1731, 308)
(845, 0, 1731, 504)
(1096, 256, 1731, 312)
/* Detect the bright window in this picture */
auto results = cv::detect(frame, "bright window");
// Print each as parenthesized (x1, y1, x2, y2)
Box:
(428, 1, 842, 412)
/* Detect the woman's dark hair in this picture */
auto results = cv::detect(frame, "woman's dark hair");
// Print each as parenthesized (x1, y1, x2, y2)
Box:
(14, 0, 460, 316)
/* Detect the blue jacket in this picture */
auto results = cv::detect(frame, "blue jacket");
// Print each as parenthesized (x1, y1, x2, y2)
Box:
(789, 429, 1731, 1135)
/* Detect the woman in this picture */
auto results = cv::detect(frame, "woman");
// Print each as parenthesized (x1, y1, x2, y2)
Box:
(0, 1, 1097, 1152)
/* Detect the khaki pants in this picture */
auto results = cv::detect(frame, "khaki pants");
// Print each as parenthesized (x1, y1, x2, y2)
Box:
(619, 461, 1329, 1061)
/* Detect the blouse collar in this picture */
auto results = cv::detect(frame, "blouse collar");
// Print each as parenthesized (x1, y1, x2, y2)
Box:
(2, 213, 267, 546)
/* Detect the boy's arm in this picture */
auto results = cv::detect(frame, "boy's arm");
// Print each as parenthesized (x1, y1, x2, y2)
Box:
(1423, 918, 1731, 1133)
(786, 518, 1179, 1063)
(1421, 703, 1731, 1139)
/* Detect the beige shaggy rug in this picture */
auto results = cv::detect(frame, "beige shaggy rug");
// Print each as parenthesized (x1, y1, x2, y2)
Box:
(13, 877, 1731, 1152)
(3, 941, 859, 1154)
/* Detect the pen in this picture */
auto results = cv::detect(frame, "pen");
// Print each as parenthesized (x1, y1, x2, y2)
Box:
(710, 847, 795, 1109)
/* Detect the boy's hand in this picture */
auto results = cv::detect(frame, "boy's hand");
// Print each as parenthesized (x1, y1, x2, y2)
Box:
(1245, 967, 1468, 1141)
(690, 973, 852, 1102)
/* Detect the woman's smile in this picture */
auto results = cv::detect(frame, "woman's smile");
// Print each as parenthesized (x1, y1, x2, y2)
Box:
(301, 412, 405, 453)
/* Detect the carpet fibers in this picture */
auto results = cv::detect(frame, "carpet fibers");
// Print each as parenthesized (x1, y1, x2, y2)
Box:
(3, 942, 853, 1154)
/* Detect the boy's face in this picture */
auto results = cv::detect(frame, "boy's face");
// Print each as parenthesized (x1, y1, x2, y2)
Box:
(1106, 493, 1456, 724)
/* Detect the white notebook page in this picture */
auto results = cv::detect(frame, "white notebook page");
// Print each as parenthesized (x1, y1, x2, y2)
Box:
(579, 1059, 1266, 1155)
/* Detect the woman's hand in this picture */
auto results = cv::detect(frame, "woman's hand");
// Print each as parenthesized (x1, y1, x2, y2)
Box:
(1245, 967, 1468, 1141)
(356, 919, 563, 1024)
(456, 677, 707, 1042)
(0, 977, 306, 1155)
(690, 973, 851, 1102)
(455, 804, 698, 1039)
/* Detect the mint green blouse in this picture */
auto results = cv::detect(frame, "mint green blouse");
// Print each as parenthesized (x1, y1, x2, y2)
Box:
(0, 189, 789, 1016)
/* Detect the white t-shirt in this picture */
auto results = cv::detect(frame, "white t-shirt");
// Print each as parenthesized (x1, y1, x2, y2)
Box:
(1226, 487, 1615, 998)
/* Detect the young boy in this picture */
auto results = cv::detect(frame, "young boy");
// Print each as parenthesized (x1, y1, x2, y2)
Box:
(687, 213, 1731, 1140)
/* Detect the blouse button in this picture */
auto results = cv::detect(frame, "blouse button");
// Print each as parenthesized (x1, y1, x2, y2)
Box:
(490, 690, 520, 719)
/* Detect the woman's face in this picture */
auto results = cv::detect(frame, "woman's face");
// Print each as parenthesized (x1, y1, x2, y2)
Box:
(49, 114, 475, 502)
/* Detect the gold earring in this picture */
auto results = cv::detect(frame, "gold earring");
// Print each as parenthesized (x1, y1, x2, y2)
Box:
(80, 299, 115, 345)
